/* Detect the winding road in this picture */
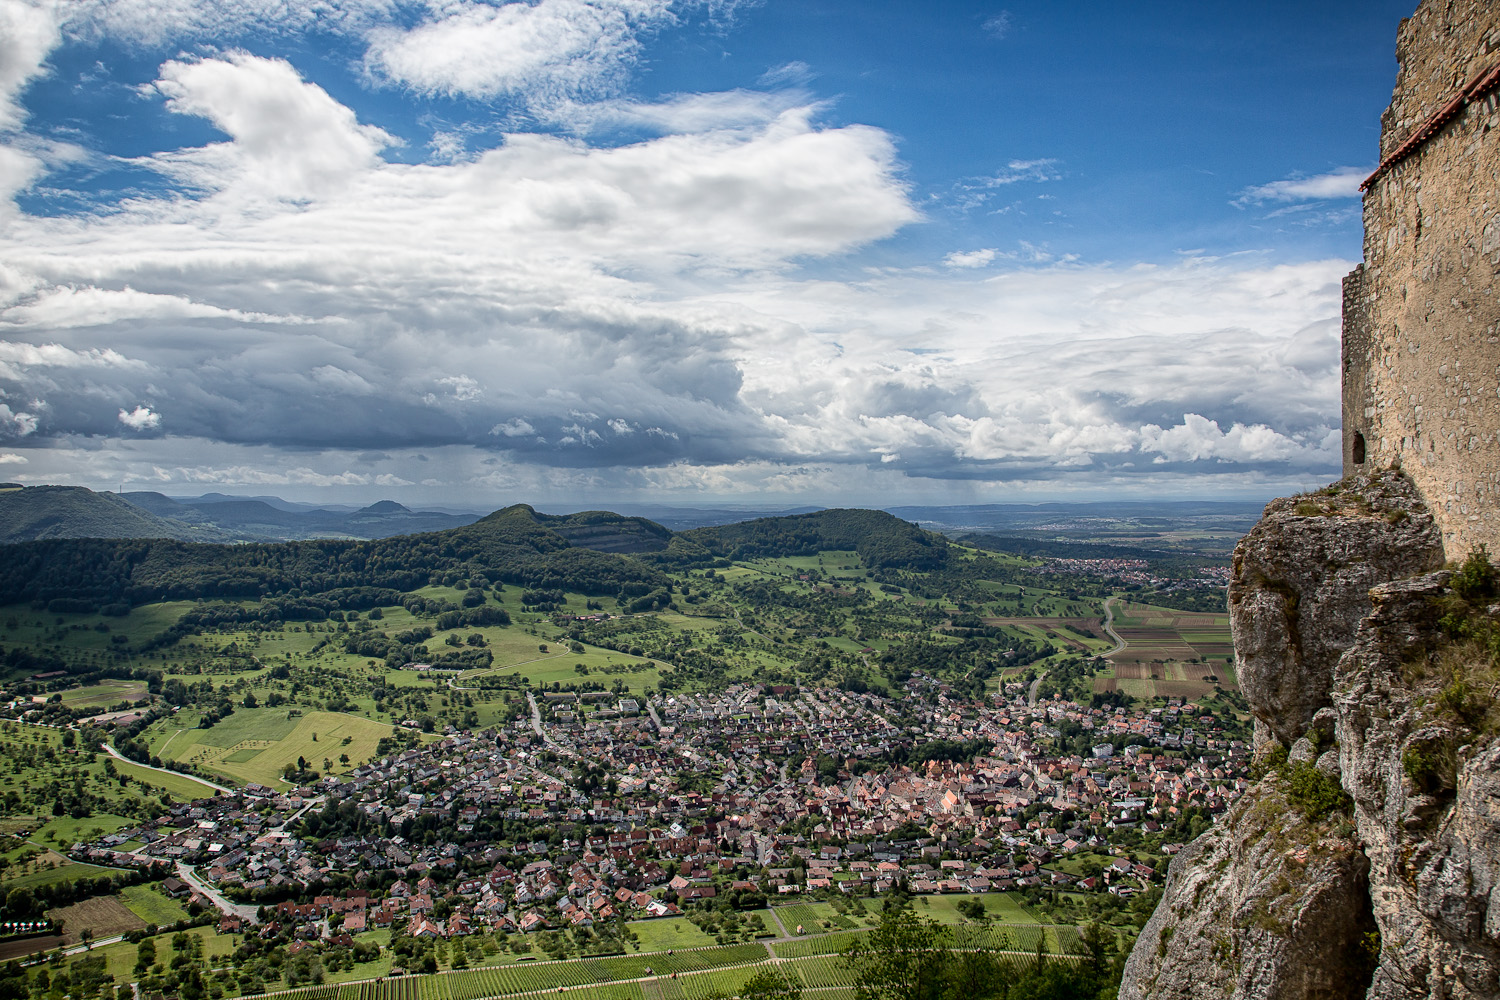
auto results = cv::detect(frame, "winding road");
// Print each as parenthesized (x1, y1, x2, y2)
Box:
(1028, 595, 1128, 706)
(1100, 595, 1127, 655)
(100, 743, 234, 796)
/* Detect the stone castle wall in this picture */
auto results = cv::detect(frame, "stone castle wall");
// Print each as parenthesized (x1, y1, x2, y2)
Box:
(1341, 0, 1500, 560)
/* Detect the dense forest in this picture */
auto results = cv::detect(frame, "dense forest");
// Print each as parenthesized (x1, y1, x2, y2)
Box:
(0, 506, 946, 614)
(670, 509, 949, 570)
(0, 506, 673, 611)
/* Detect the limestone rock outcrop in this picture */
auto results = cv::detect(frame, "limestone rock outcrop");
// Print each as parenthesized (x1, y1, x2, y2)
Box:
(1229, 472, 1445, 746)
(1118, 771, 1375, 1000)
(1336, 574, 1500, 998)
(1121, 472, 1500, 999)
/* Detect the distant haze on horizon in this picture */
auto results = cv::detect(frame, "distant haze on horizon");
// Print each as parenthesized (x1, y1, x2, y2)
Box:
(0, 0, 1409, 507)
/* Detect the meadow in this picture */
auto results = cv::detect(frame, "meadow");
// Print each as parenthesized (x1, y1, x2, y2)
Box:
(144, 709, 402, 788)
(118, 883, 192, 925)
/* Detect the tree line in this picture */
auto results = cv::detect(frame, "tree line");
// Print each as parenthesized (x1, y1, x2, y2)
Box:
(0, 505, 672, 613)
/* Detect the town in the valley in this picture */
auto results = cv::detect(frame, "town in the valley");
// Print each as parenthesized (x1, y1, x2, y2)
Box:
(57, 677, 1244, 944)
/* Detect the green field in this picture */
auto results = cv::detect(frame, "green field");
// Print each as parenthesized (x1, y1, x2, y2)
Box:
(118, 882, 192, 925)
(111, 759, 224, 800)
(915, 892, 1040, 925)
(772, 903, 877, 935)
(0, 857, 116, 891)
(625, 917, 718, 951)
(145, 709, 401, 787)
(57, 679, 150, 709)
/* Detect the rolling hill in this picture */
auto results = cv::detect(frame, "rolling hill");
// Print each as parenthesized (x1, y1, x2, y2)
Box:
(0, 486, 230, 544)
(0, 500, 939, 614)
(119, 491, 480, 540)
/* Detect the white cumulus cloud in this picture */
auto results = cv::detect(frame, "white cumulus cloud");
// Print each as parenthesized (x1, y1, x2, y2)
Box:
(149, 52, 394, 200)
(364, 0, 670, 103)
(118, 405, 161, 430)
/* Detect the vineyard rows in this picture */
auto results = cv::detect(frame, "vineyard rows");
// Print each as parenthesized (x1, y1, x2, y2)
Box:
(503, 985, 646, 1000)
(260, 943, 772, 1000)
(787, 957, 858, 990)
(801, 989, 856, 1000)
(770, 931, 870, 960)
(261, 924, 1087, 1000)
(677, 963, 776, 999)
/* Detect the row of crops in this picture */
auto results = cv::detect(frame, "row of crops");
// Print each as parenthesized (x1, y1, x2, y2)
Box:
(787, 958, 858, 990)
(262, 943, 775, 1000)
(771, 931, 871, 960)
(677, 963, 777, 1000)
(260, 922, 1088, 1000)
(770, 922, 1080, 961)
(772, 905, 868, 935)
(505, 986, 647, 1000)
(801, 989, 856, 1000)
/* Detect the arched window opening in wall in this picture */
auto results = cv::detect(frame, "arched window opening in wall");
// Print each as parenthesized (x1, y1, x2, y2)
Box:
(1352, 431, 1366, 465)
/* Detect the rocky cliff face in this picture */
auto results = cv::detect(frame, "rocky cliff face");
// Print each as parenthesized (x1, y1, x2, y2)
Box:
(1119, 768, 1375, 1000)
(1337, 572, 1500, 998)
(1228, 474, 1445, 747)
(1121, 471, 1500, 1000)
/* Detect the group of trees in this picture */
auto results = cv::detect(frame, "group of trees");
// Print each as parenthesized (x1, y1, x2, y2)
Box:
(842, 907, 1124, 1000)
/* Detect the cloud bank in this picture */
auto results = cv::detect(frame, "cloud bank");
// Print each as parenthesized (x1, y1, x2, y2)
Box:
(0, 0, 1347, 502)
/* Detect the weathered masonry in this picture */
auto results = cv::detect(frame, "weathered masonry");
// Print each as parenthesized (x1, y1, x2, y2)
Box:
(1342, 0, 1500, 559)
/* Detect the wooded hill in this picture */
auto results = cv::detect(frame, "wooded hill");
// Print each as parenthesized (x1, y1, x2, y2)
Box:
(0, 503, 943, 613)
(645, 508, 948, 571)
(0, 485, 231, 544)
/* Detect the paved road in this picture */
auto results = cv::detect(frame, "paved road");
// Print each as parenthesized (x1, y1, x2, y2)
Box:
(60, 934, 124, 956)
(524, 692, 579, 763)
(177, 864, 261, 924)
(100, 743, 234, 796)
(12, 934, 126, 967)
(1027, 670, 1047, 706)
(1027, 596, 1127, 706)
(103, 844, 262, 926)
(526, 691, 545, 738)
(1100, 595, 1127, 655)
(276, 796, 324, 831)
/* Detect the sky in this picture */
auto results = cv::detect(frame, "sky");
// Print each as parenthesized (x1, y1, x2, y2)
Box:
(0, 0, 1416, 508)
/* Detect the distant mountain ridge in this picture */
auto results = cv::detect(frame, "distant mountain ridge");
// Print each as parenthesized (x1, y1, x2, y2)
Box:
(119, 490, 481, 541)
(0, 486, 231, 544)
(0, 483, 1267, 549)
(0, 501, 936, 614)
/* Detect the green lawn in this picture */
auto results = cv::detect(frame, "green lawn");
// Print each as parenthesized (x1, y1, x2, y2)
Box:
(118, 883, 191, 925)
(625, 916, 718, 951)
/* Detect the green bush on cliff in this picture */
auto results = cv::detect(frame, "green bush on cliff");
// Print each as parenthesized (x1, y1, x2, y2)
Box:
(1451, 544, 1497, 602)
(1283, 759, 1352, 821)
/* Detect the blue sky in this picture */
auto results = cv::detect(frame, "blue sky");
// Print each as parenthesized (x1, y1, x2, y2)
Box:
(0, 0, 1415, 506)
